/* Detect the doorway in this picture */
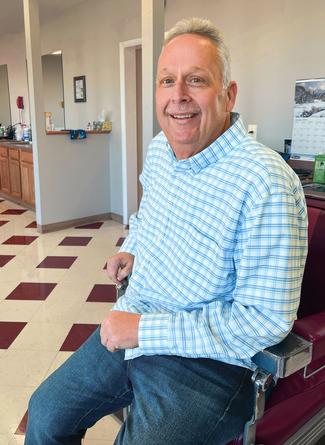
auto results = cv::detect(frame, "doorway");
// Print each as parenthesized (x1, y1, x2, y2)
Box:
(120, 38, 143, 225)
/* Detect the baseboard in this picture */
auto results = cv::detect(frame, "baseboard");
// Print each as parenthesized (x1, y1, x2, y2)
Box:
(0, 195, 124, 232)
(0, 192, 35, 211)
(37, 213, 113, 233)
(110, 212, 123, 224)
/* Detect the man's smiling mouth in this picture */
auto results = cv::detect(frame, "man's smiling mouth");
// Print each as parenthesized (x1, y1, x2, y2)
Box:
(169, 113, 199, 119)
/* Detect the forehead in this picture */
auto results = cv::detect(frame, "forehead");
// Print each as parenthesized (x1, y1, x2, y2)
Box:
(158, 33, 220, 73)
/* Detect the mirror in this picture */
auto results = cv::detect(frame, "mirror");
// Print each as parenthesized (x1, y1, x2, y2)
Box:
(0, 64, 11, 127)
(42, 52, 65, 130)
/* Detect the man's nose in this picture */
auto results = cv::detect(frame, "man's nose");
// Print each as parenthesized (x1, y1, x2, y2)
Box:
(171, 81, 191, 103)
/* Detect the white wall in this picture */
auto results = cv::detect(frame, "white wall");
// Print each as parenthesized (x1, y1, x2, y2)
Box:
(41, 0, 141, 216)
(166, 0, 325, 151)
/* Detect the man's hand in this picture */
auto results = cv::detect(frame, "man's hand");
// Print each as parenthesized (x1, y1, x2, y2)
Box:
(106, 252, 134, 284)
(100, 311, 141, 352)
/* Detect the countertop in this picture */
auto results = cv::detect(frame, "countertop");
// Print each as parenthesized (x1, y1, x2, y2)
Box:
(0, 140, 33, 151)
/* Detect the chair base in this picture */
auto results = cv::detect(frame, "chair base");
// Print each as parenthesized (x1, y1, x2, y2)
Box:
(283, 405, 325, 445)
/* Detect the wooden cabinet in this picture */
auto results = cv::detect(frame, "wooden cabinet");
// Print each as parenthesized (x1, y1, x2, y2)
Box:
(0, 146, 10, 194)
(9, 148, 22, 198)
(0, 144, 34, 207)
(20, 150, 35, 206)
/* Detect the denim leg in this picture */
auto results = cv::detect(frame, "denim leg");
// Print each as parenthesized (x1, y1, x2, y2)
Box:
(25, 327, 132, 445)
(115, 355, 254, 445)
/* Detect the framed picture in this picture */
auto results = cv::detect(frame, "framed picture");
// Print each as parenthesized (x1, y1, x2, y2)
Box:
(73, 75, 86, 102)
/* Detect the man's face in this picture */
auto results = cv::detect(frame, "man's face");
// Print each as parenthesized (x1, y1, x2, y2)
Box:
(156, 33, 237, 159)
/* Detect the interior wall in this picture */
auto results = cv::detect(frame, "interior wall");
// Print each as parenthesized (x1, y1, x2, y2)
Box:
(1, 0, 324, 220)
(40, 0, 141, 216)
(0, 0, 141, 219)
(165, 0, 325, 151)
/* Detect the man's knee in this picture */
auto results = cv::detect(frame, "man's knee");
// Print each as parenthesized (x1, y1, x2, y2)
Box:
(27, 383, 62, 436)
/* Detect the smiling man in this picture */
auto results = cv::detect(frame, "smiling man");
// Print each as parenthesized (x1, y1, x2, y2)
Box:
(155, 32, 237, 159)
(25, 18, 308, 445)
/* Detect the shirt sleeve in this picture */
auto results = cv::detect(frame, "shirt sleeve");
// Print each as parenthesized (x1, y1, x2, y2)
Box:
(138, 191, 308, 362)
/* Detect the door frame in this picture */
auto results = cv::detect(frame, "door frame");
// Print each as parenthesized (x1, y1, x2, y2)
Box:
(119, 38, 142, 225)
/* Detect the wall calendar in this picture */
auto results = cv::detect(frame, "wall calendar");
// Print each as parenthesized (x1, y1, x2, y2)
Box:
(291, 78, 325, 158)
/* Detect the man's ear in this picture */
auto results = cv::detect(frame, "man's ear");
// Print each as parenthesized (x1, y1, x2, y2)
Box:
(225, 81, 237, 112)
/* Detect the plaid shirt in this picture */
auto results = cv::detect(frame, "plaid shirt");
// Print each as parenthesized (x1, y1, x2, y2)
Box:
(113, 113, 308, 369)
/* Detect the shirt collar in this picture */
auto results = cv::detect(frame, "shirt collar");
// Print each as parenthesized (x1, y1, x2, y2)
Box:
(167, 112, 246, 174)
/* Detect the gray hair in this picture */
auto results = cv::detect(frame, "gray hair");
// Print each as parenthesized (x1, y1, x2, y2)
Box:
(164, 17, 231, 87)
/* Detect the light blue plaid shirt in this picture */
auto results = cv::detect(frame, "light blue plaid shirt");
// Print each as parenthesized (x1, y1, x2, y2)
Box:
(113, 113, 308, 370)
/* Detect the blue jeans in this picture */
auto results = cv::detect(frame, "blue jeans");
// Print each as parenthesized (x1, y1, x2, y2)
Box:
(25, 328, 254, 445)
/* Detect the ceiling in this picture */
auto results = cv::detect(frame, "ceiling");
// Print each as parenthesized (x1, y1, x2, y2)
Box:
(0, 0, 87, 37)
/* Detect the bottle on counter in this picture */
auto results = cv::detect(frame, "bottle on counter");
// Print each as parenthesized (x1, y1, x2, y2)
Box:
(15, 123, 23, 141)
(23, 126, 31, 142)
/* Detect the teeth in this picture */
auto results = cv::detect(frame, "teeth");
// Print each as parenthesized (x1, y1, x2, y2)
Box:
(172, 114, 193, 119)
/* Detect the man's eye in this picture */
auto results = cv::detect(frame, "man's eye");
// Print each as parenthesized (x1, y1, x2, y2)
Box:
(161, 78, 174, 86)
(189, 77, 204, 84)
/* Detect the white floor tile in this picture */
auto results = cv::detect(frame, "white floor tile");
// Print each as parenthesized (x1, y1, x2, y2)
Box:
(0, 386, 32, 435)
(0, 349, 57, 387)
(0, 300, 43, 322)
(10, 322, 72, 351)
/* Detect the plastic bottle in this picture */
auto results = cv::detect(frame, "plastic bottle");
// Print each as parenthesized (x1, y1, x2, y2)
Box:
(15, 124, 23, 141)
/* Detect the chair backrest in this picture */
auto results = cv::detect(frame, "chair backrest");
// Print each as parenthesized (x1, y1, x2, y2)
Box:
(297, 199, 325, 318)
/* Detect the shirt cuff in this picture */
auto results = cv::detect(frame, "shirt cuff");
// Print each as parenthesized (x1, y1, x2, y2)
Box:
(138, 312, 171, 354)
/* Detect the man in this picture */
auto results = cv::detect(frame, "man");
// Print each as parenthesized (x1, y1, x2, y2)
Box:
(25, 18, 308, 445)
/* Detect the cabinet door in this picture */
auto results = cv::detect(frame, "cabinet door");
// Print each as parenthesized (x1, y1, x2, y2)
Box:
(9, 158, 22, 198)
(0, 156, 10, 194)
(20, 160, 35, 205)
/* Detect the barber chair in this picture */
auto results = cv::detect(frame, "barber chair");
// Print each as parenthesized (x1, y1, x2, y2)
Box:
(116, 199, 325, 445)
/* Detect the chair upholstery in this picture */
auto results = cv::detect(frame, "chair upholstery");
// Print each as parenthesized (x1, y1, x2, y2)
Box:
(228, 198, 325, 445)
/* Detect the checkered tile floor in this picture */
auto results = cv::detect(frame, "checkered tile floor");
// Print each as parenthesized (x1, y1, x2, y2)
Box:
(0, 199, 127, 445)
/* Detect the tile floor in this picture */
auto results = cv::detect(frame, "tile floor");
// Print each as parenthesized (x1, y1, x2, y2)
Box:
(0, 198, 128, 445)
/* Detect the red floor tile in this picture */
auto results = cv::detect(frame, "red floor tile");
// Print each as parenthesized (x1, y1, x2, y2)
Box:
(1, 209, 27, 215)
(116, 237, 125, 247)
(6, 282, 57, 300)
(59, 236, 92, 246)
(25, 221, 37, 228)
(37, 256, 77, 269)
(0, 220, 9, 227)
(0, 321, 27, 349)
(15, 411, 28, 435)
(86, 284, 117, 302)
(75, 222, 103, 229)
(60, 324, 99, 351)
(2, 235, 38, 245)
(0, 254, 15, 267)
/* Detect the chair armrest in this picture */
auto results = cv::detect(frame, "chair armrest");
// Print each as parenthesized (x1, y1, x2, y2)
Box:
(115, 278, 129, 300)
(293, 312, 325, 361)
(252, 332, 312, 378)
